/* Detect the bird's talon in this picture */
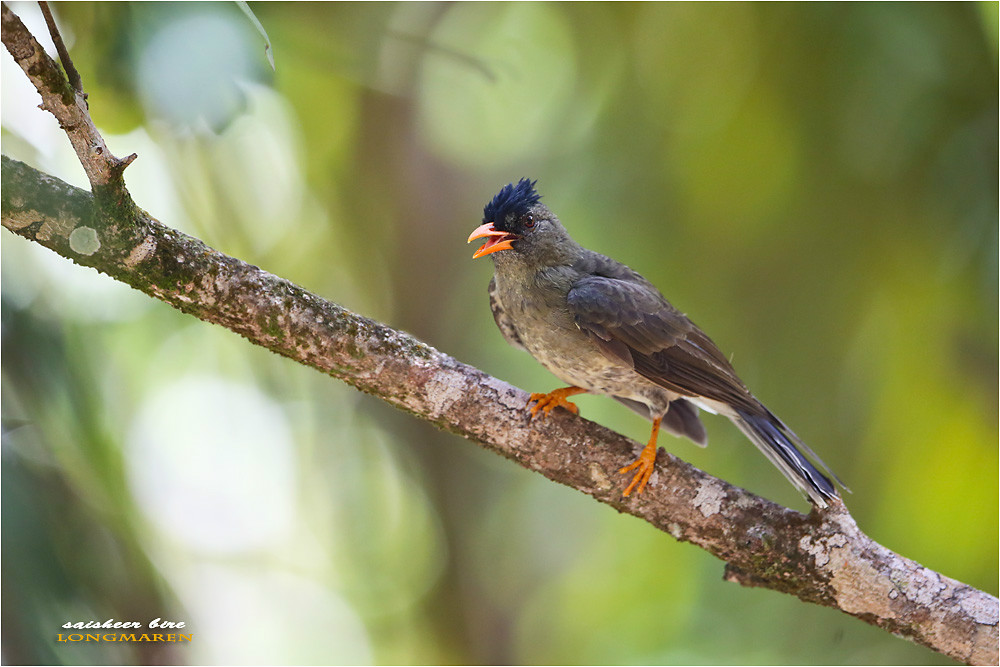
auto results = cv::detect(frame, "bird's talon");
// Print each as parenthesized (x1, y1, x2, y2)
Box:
(617, 459, 642, 475)
(526, 387, 583, 418)
(619, 435, 660, 497)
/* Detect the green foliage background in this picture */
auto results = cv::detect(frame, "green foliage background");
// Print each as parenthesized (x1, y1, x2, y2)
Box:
(2, 2, 996, 664)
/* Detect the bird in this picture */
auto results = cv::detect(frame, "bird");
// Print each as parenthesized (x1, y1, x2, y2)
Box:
(467, 178, 843, 506)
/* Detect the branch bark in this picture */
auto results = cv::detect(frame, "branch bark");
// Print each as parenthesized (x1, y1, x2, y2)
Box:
(1, 2, 135, 196)
(2, 4, 997, 664)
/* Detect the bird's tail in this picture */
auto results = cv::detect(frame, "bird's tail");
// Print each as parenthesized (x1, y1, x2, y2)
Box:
(732, 406, 843, 507)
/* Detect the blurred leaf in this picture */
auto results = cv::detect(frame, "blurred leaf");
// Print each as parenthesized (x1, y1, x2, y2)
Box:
(235, 0, 275, 71)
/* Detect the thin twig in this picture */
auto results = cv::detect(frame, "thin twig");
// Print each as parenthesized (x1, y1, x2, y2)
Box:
(3, 2, 136, 208)
(38, 1, 84, 95)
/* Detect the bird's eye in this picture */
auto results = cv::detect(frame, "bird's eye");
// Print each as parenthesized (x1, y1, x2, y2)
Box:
(524, 214, 535, 228)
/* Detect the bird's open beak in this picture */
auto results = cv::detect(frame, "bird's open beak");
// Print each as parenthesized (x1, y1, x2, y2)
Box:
(468, 223, 519, 259)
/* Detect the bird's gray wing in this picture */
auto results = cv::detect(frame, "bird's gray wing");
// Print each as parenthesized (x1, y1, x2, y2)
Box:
(488, 275, 526, 351)
(567, 272, 841, 504)
(566, 274, 755, 411)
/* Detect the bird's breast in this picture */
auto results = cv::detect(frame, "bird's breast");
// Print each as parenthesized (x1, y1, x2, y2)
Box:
(493, 272, 673, 412)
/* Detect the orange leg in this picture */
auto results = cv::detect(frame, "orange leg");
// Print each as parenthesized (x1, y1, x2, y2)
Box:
(528, 386, 587, 418)
(618, 417, 661, 496)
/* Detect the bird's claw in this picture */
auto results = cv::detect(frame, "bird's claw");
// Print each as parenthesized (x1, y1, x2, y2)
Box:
(527, 389, 581, 418)
(619, 442, 658, 496)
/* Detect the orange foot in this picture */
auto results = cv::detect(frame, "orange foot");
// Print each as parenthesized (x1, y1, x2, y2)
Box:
(618, 417, 662, 496)
(528, 386, 587, 418)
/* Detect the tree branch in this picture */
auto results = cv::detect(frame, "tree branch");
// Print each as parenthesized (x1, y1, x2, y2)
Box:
(1, 2, 135, 196)
(2, 5, 996, 665)
(38, 1, 83, 95)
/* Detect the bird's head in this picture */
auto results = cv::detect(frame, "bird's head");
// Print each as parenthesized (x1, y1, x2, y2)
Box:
(468, 179, 573, 264)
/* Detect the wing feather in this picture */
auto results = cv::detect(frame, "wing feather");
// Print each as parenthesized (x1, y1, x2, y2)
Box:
(567, 274, 754, 409)
(566, 269, 841, 505)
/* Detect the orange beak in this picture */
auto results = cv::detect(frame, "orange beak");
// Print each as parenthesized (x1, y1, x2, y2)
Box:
(467, 222, 519, 259)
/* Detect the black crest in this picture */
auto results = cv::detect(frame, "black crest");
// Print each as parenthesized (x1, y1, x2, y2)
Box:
(483, 178, 541, 228)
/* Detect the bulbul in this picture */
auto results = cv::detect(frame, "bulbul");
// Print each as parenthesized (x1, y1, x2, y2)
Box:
(468, 179, 843, 506)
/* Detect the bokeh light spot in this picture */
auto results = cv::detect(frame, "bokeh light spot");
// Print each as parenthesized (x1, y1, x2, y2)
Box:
(126, 376, 296, 554)
(136, 12, 259, 130)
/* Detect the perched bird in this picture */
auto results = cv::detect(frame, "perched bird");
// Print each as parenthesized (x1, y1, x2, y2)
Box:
(468, 179, 843, 506)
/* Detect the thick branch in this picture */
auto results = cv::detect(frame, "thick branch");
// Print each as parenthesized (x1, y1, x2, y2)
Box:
(3, 156, 997, 664)
(1, 4, 996, 664)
